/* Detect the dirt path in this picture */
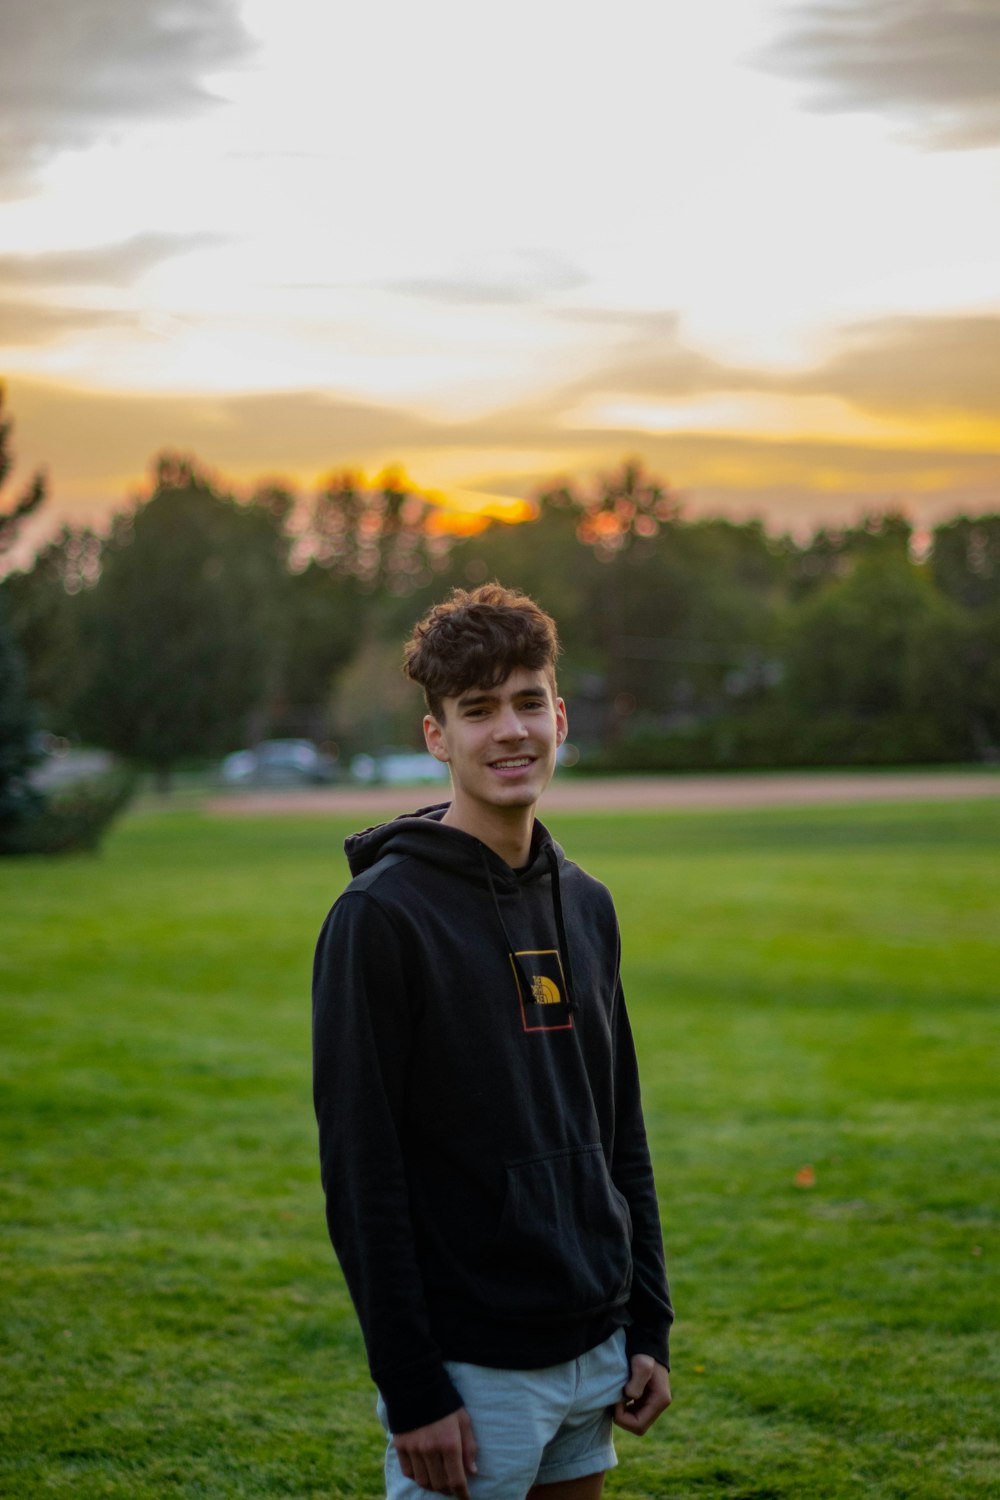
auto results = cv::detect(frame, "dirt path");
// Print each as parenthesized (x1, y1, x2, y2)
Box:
(206, 768, 1000, 817)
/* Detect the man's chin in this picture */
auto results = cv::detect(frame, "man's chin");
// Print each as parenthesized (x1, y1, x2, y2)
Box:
(486, 779, 546, 809)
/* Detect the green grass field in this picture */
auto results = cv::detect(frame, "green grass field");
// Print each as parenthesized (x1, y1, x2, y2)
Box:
(2, 798, 997, 1498)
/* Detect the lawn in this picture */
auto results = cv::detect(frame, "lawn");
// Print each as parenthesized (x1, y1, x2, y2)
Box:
(1, 798, 997, 1498)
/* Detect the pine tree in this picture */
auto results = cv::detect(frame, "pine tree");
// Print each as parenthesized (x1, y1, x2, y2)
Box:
(0, 594, 41, 838)
(0, 382, 44, 840)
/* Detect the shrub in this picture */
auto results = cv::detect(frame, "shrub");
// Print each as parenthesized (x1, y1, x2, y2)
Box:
(578, 707, 973, 775)
(0, 769, 135, 856)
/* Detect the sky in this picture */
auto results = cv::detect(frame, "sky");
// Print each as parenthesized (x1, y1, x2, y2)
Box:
(1, 0, 999, 554)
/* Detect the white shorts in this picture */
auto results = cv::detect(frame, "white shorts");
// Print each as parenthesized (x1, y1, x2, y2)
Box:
(377, 1328, 629, 1498)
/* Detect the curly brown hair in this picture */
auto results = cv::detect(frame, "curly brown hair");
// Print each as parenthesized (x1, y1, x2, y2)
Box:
(403, 583, 560, 719)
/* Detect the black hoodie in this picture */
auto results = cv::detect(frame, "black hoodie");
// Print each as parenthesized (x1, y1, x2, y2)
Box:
(312, 805, 672, 1434)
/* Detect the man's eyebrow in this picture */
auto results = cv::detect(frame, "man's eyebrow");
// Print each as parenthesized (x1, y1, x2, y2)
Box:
(454, 689, 496, 710)
(455, 682, 548, 708)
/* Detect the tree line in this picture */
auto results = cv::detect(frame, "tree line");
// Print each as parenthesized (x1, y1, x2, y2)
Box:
(2, 391, 999, 796)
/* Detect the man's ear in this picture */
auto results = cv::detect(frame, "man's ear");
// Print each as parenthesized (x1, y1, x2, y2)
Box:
(424, 713, 449, 761)
(555, 697, 569, 747)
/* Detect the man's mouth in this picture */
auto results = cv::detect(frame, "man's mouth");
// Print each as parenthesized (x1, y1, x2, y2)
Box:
(490, 756, 534, 770)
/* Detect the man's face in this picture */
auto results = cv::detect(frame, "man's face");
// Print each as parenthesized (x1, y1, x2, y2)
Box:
(424, 666, 568, 818)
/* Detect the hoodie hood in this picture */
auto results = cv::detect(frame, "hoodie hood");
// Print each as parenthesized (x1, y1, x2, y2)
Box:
(344, 802, 565, 888)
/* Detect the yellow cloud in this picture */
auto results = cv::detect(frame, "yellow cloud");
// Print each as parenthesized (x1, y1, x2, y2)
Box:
(5, 367, 998, 555)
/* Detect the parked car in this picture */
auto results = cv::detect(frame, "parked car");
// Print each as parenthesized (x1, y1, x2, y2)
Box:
(349, 749, 450, 787)
(220, 739, 337, 787)
(28, 735, 114, 790)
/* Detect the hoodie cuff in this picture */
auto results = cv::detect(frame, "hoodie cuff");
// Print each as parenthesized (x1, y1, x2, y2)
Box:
(625, 1323, 671, 1373)
(376, 1355, 465, 1436)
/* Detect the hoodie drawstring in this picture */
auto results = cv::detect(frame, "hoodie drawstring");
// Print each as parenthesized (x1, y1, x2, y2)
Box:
(545, 844, 576, 1010)
(480, 846, 576, 1012)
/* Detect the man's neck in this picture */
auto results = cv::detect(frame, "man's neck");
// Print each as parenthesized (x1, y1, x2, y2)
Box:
(441, 799, 536, 869)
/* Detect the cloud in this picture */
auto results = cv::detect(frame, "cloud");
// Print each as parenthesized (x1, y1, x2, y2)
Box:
(388, 250, 588, 307)
(557, 311, 753, 401)
(8, 378, 436, 492)
(758, 0, 1000, 149)
(0, 0, 253, 195)
(468, 426, 1000, 535)
(0, 300, 131, 345)
(7, 329, 998, 545)
(0, 233, 227, 287)
(793, 314, 1000, 417)
(451, 394, 998, 476)
(553, 308, 1000, 420)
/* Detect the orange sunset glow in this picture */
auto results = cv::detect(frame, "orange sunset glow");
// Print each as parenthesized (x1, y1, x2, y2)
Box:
(1, 0, 998, 553)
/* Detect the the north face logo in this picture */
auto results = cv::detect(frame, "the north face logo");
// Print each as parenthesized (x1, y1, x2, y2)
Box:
(512, 949, 572, 1033)
(531, 975, 561, 1005)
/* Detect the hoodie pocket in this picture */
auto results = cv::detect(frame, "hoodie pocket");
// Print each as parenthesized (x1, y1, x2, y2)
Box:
(492, 1143, 633, 1318)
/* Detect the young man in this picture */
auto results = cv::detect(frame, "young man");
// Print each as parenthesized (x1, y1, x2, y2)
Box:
(313, 584, 672, 1499)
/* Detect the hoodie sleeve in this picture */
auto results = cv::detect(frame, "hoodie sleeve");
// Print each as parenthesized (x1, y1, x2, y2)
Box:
(312, 890, 463, 1433)
(609, 976, 674, 1370)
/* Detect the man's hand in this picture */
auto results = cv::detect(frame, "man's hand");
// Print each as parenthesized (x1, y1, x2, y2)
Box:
(393, 1408, 478, 1498)
(612, 1354, 672, 1436)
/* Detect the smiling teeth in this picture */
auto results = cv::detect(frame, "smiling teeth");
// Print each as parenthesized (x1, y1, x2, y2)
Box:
(493, 757, 532, 768)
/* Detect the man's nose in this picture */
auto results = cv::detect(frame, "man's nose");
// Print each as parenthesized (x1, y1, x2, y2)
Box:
(494, 706, 529, 739)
